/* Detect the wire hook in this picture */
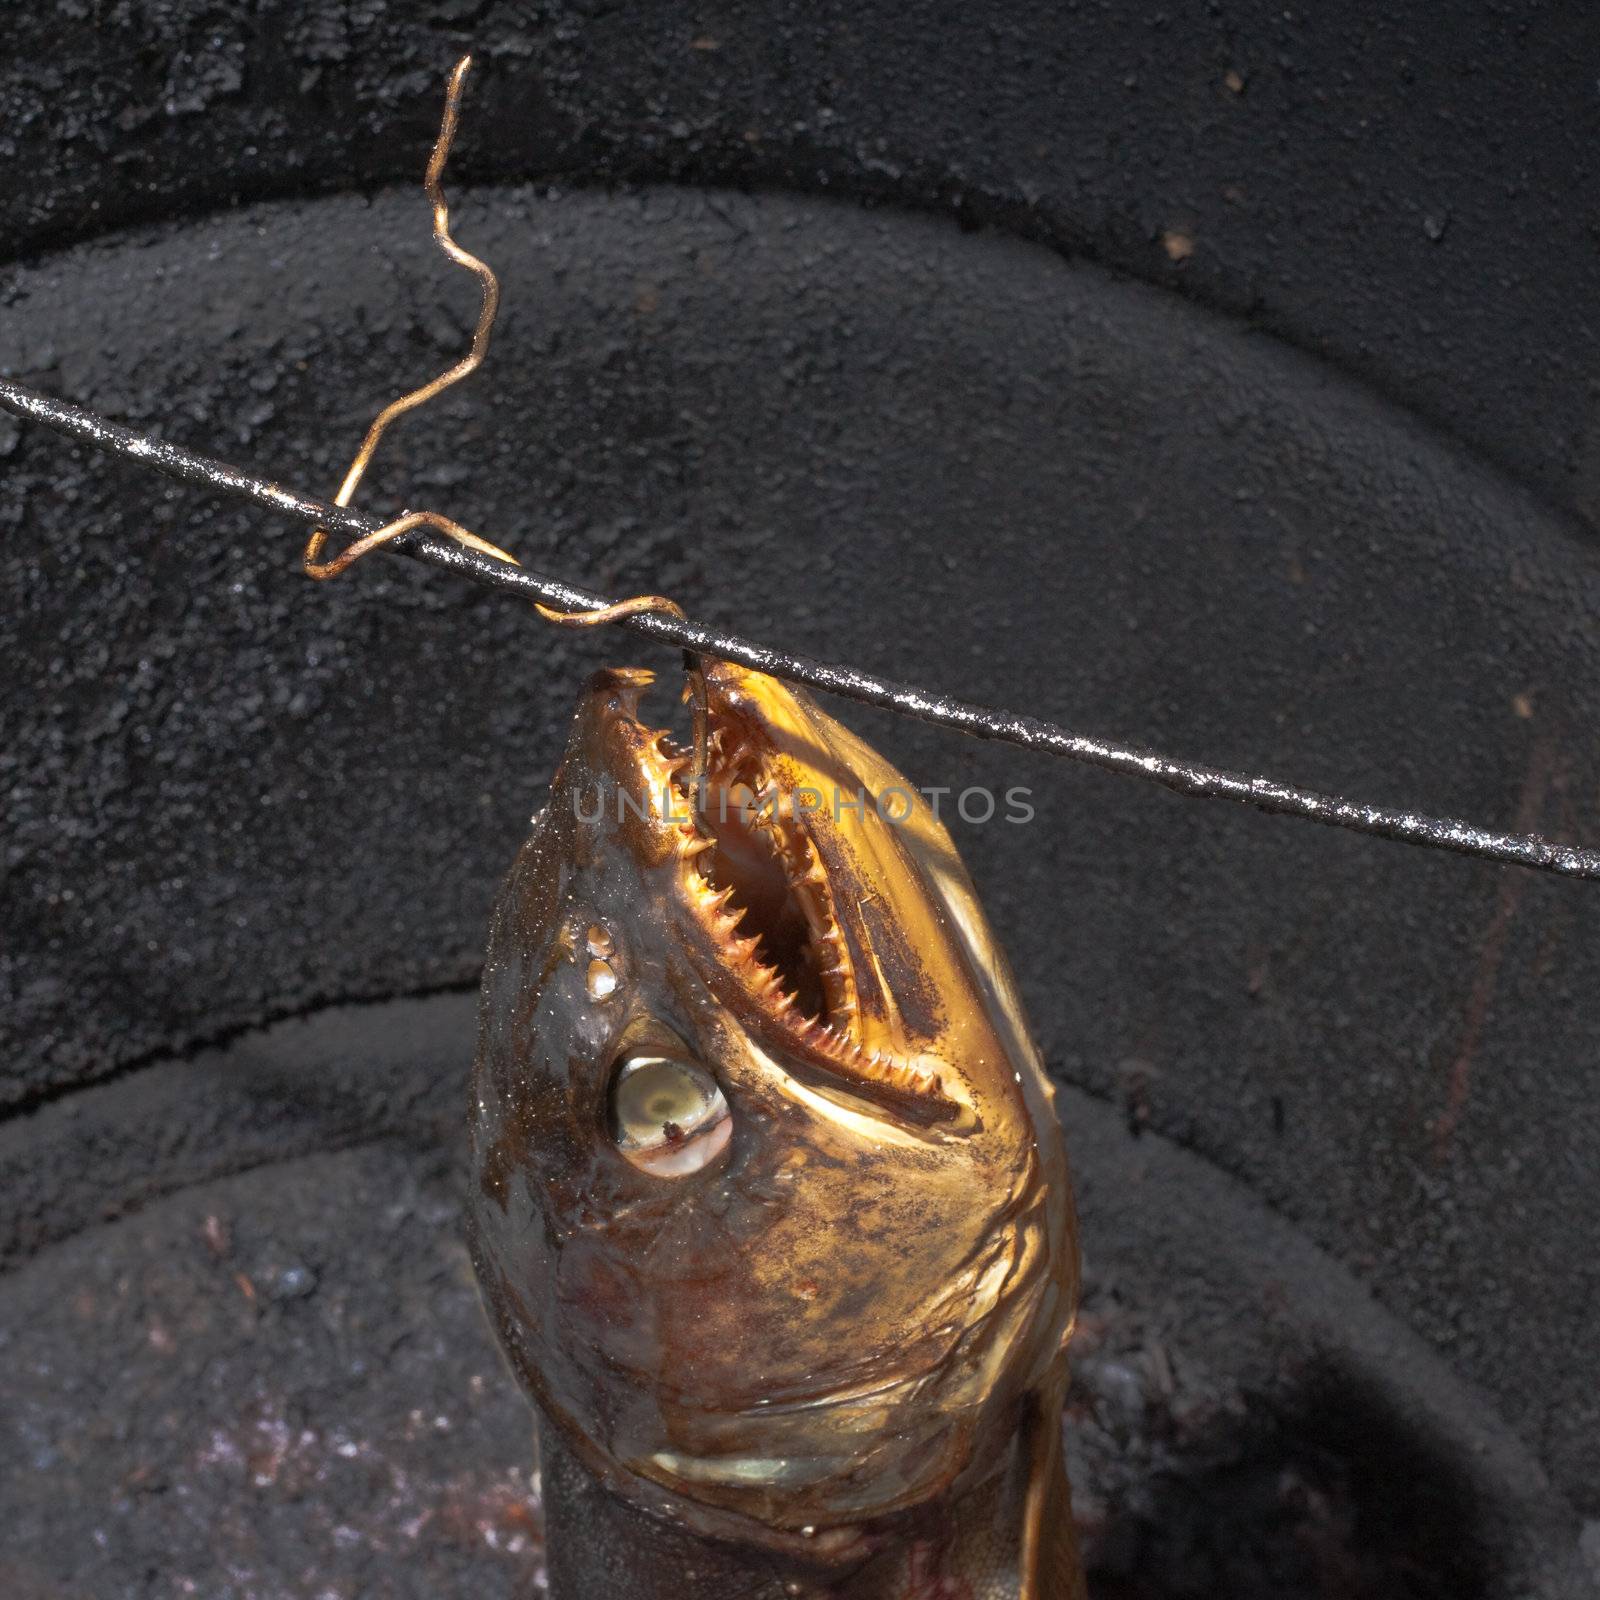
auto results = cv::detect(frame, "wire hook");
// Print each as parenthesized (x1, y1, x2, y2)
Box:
(303, 55, 517, 579)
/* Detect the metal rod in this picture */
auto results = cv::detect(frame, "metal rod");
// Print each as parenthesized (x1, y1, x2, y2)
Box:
(3, 374, 1596, 881)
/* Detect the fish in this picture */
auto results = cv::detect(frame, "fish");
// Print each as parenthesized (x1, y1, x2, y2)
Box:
(467, 658, 1084, 1598)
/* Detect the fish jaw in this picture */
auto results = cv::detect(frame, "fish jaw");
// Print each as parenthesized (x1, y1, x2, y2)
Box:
(467, 664, 1078, 1558)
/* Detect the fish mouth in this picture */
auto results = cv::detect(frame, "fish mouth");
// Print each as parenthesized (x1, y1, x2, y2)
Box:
(607, 665, 965, 1126)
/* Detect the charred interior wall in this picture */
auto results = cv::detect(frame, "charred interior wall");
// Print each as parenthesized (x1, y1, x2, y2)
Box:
(2, 0, 1598, 1544)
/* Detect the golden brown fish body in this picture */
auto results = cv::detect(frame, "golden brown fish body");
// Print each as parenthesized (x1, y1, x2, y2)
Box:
(468, 662, 1083, 1596)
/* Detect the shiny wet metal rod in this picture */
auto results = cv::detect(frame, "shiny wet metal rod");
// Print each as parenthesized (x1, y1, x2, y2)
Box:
(2, 375, 1597, 882)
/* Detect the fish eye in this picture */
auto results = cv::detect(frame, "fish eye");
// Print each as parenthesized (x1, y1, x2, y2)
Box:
(608, 1050, 732, 1177)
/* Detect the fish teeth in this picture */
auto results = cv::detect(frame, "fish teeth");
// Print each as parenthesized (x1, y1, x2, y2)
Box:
(664, 727, 920, 1106)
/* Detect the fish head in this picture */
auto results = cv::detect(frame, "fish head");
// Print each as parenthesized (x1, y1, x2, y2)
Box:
(468, 661, 1077, 1560)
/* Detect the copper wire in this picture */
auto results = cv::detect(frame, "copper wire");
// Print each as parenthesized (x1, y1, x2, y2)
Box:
(300, 56, 687, 657)
(303, 55, 517, 580)
(306, 509, 522, 581)
(535, 596, 710, 783)
(534, 595, 687, 628)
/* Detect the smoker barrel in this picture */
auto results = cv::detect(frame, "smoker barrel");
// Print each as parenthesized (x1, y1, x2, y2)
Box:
(2, 7, 1597, 1596)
